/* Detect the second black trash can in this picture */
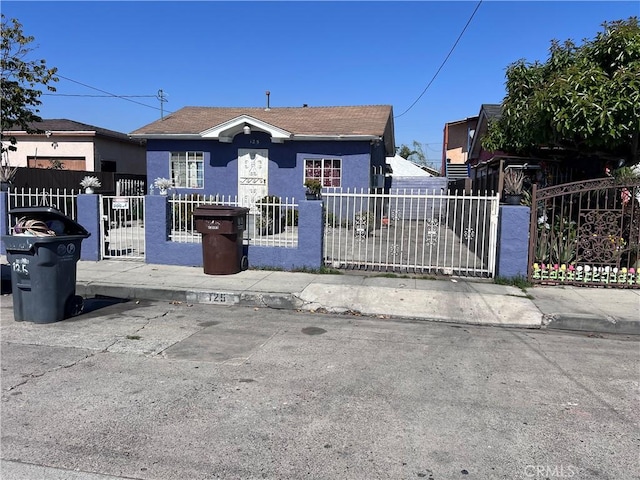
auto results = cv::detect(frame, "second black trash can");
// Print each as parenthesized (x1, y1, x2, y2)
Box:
(1, 207, 90, 324)
(194, 205, 249, 275)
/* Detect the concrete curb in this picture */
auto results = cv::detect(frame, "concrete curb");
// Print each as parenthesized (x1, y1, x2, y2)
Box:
(75, 281, 543, 329)
(76, 282, 305, 311)
(543, 313, 640, 335)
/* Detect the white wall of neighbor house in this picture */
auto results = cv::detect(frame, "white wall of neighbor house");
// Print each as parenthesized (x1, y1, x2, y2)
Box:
(5, 135, 95, 170)
(4, 134, 146, 174)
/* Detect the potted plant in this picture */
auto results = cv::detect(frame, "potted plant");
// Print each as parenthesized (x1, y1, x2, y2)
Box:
(80, 175, 101, 194)
(304, 179, 322, 200)
(503, 169, 524, 205)
(154, 177, 173, 195)
(0, 162, 17, 191)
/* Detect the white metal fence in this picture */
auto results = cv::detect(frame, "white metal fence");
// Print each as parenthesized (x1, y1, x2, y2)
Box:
(101, 195, 145, 260)
(116, 178, 146, 196)
(7, 188, 79, 232)
(168, 194, 299, 248)
(323, 189, 500, 277)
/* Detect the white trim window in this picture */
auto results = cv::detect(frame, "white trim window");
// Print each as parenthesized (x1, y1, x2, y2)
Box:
(171, 151, 204, 188)
(304, 158, 341, 187)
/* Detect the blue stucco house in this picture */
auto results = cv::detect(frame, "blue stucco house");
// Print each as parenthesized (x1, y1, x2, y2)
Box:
(129, 104, 396, 206)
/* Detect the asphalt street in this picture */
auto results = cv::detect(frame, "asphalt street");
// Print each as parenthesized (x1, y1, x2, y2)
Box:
(1, 295, 639, 480)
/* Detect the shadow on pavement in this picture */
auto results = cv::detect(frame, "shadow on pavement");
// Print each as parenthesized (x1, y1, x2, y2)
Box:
(81, 295, 130, 315)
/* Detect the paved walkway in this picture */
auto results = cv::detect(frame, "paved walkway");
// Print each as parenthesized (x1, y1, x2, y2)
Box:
(1, 257, 639, 334)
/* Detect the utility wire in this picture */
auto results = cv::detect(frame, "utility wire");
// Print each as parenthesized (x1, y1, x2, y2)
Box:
(395, 0, 483, 119)
(55, 74, 173, 114)
(43, 94, 157, 98)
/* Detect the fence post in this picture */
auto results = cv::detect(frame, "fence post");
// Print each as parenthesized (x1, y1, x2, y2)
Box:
(0, 191, 8, 256)
(496, 205, 530, 279)
(297, 199, 324, 269)
(77, 194, 101, 261)
(144, 195, 169, 265)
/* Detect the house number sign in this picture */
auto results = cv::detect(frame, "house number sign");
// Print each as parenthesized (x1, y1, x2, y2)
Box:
(12, 257, 29, 276)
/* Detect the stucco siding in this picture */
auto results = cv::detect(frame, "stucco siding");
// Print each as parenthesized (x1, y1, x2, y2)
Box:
(146, 134, 374, 199)
(5, 137, 95, 169)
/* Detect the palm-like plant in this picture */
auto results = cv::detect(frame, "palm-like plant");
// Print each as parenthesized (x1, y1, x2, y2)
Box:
(0, 155, 17, 184)
(503, 169, 524, 195)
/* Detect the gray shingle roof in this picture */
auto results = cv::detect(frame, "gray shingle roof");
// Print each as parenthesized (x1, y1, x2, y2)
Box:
(5, 119, 135, 143)
(130, 105, 394, 137)
(481, 104, 502, 120)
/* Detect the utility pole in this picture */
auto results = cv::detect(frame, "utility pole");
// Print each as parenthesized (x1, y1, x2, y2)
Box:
(157, 89, 168, 120)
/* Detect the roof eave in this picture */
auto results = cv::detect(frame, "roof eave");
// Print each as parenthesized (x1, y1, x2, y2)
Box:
(130, 133, 383, 142)
(5, 130, 97, 137)
(292, 134, 381, 141)
(129, 133, 202, 140)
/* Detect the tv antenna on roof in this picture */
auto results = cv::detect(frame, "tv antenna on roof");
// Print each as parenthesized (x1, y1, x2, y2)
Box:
(157, 89, 168, 119)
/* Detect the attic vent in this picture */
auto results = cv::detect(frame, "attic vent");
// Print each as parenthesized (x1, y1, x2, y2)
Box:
(265, 90, 271, 111)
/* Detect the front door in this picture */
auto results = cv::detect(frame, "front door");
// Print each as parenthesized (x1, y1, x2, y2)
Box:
(238, 148, 268, 213)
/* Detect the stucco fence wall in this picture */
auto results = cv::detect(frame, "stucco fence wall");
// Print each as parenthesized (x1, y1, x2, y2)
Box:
(0, 192, 529, 279)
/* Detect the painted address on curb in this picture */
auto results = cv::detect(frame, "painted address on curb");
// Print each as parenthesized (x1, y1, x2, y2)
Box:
(185, 291, 239, 305)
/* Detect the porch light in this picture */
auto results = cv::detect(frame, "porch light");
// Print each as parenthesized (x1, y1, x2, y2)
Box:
(243, 124, 251, 135)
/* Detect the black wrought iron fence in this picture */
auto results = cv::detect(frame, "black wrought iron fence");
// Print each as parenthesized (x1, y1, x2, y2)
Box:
(528, 177, 640, 287)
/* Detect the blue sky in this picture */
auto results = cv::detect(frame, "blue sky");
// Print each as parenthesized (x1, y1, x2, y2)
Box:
(3, 1, 638, 165)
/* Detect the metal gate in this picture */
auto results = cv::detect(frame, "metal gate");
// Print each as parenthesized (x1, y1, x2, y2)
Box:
(323, 189, 500, 277)
(529, 178, 640, 287)
(101, 195, 145, 260)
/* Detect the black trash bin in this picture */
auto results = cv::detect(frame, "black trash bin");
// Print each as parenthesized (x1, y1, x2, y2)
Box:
(194, 205, 249, 275)
(1, 207, 90, 324)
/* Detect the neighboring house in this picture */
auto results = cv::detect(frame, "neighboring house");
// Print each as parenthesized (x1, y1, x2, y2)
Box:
(129, 105, 395, 207)
(3, 119, 147, 174)
(442, 115, 478, 178)
(467, 104, 502, 168)
(465, 104, 572, 193)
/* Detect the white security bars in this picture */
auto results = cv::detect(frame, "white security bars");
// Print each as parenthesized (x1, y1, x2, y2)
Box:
(168, 194, 299, 248)
(115, 178, 146, 196)
(323, 188, 499, 277)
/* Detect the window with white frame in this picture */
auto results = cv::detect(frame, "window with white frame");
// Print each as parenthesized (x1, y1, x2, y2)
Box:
(170, 152, 204, 188)
(304, 158, 341, 187)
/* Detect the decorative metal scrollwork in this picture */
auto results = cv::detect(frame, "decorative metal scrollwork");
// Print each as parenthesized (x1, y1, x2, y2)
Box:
(463, 227, 476, 241)
(390, 209, 402, 221)
(425, 218, 440, 246)
(577, 210, 623, 264)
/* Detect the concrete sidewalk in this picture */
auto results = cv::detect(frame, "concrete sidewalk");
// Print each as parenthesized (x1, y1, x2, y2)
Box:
(73, 260, 542, 328)
(69, 260, 640, 334)
(2, 258, 639, 334)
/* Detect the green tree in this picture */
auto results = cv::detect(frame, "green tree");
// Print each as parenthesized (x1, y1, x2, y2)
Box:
(397, 141, 427, 164)
(1, 15, 58, 154)
(483, 17, 640, 166)
(397, 144, 414, 159)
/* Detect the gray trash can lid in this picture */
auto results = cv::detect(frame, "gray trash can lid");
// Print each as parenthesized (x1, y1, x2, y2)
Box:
(9, 207, 90, 237)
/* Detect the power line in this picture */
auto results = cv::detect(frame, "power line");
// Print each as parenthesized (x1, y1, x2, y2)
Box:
(43, 94, 157, 98)
(55, 74, 173, 114)
(395, 0, 483, 119)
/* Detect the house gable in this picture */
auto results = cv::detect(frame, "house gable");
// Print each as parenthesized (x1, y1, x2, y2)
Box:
(468, 104, 501, 163)
(201, 115, 292, 144)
